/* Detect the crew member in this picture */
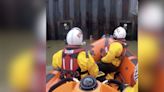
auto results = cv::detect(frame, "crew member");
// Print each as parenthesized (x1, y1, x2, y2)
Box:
(52, 27, 99, 79)
(97, 26, 127, 81)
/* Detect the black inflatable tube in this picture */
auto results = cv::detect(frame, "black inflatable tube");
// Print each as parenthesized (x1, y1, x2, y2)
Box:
(48, 78, 74, 92)
(108, 79, 126, 92)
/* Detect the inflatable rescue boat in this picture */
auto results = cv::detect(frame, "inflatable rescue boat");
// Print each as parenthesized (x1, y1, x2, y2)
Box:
(46, 37, 138, 92)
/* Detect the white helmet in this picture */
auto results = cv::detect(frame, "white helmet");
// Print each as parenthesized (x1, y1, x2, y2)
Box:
(66, 27, 83, 45)
(113, 27, 126, 39)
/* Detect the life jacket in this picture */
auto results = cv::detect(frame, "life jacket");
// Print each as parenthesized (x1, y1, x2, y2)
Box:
(101, 37, 128, 60)
(61, 45, 84, 78)
(115, 39, 128, 61)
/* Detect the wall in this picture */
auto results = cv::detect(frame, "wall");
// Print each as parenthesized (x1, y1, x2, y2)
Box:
(47, 0, 138, 40)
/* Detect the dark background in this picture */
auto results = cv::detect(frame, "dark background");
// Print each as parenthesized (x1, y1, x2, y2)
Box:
(47, 0, 138, 40)
(0, 0, 44, 29)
